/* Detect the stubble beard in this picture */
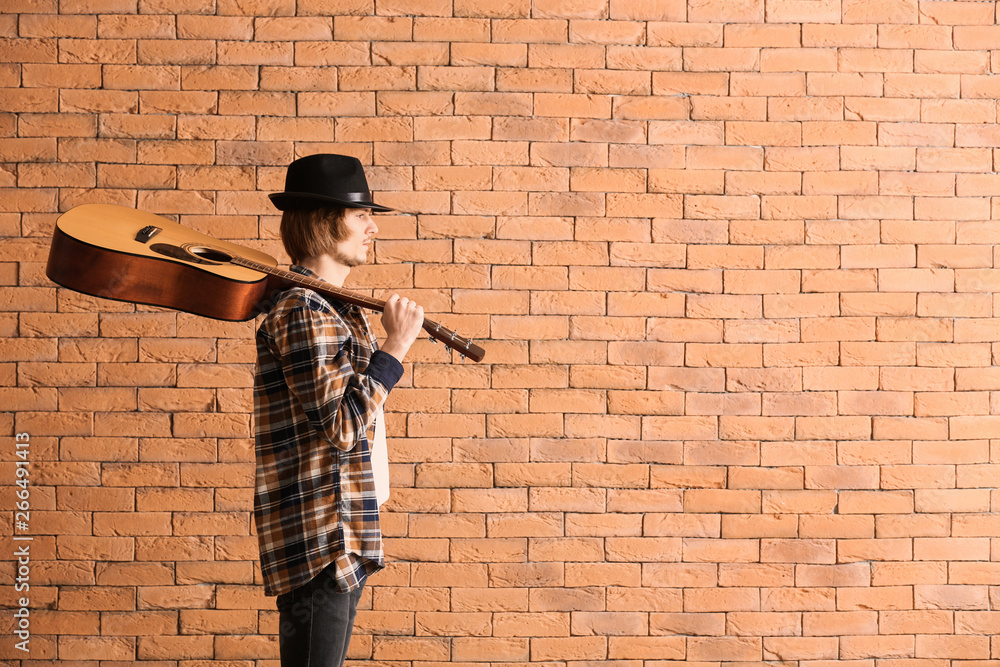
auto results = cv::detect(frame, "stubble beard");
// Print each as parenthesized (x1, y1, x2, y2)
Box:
(331, 245, 368, 268)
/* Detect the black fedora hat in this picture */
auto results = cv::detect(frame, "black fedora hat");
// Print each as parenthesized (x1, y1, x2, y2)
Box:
(269, 153, 392, 212)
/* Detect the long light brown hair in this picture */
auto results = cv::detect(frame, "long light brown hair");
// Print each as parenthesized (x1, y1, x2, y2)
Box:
(279, 206, 347, 265)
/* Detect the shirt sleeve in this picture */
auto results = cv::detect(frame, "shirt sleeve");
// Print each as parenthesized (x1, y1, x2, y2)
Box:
(266, 301, 403, 452)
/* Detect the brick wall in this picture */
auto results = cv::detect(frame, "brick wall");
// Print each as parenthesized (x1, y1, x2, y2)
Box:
(4, 0, 1000, 663)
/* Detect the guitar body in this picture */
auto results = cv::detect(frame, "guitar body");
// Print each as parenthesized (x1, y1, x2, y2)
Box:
(46, 204, 277, 321)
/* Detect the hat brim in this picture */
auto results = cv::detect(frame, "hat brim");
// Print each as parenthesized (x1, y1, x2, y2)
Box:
(269, 192, 393, 212)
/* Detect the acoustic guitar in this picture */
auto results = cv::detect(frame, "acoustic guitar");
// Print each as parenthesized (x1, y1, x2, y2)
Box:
(45, 203, 486, 362)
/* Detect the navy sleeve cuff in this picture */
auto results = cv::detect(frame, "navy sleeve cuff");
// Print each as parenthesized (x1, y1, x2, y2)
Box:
(366, 350, 404, 392)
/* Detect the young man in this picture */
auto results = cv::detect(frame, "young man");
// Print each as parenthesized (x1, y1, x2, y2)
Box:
(253, 154, 424, 666)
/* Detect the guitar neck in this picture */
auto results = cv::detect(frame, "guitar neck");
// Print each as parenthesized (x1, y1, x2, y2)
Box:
(232, 256, 486, 362)
(233, 256, 387, 312)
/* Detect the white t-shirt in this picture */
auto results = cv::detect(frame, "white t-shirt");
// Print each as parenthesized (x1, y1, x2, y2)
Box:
(371, 406, 390, 506)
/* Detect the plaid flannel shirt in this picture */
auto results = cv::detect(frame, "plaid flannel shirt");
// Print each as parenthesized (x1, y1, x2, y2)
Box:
(253, 266, 403, 597)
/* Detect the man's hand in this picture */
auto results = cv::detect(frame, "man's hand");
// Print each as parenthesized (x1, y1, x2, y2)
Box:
(380, 293, 424, 363)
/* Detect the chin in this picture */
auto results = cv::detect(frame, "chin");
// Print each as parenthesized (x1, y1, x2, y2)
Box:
(332, 245, 369, 268)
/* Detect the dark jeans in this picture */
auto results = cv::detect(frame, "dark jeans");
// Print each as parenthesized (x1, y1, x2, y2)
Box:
(276, 565, 365, 667)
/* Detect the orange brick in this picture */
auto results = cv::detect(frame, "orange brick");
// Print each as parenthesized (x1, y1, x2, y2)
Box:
(881, 610, 953, 634)
(916, 635, 990, 659)
(872, 562, 948, 587)
(802, 23, 876, 47)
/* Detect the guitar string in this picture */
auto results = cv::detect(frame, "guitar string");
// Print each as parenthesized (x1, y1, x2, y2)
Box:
(236, 256, 386, 311)
(238, 256, 478, 350)
(257, 260, 478, 349)
(145, 231, 477, 350)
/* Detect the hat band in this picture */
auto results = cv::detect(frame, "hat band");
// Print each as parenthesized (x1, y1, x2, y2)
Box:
(338, 191, 373, 204)
(269, 189, 392, 212)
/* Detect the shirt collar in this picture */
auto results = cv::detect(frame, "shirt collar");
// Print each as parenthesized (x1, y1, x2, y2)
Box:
(290, 265, 360, 317)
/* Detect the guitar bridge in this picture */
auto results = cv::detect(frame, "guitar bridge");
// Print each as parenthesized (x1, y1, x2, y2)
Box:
(135, 225, 161, 244)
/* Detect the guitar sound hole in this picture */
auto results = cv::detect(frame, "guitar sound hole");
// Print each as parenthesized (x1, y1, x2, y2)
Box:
(188, 246, 233, 264)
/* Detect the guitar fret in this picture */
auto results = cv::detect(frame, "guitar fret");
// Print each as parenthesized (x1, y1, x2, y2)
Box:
(232, 255, 473, 347)
(232, 256, 392, 314)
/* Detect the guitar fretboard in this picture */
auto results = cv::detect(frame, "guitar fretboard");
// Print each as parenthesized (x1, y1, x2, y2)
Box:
(232, 255, 386, 312)
(230, 254, 483, 360)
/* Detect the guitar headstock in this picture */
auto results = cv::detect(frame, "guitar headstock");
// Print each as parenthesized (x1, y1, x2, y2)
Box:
(424, 319, 486, 362)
